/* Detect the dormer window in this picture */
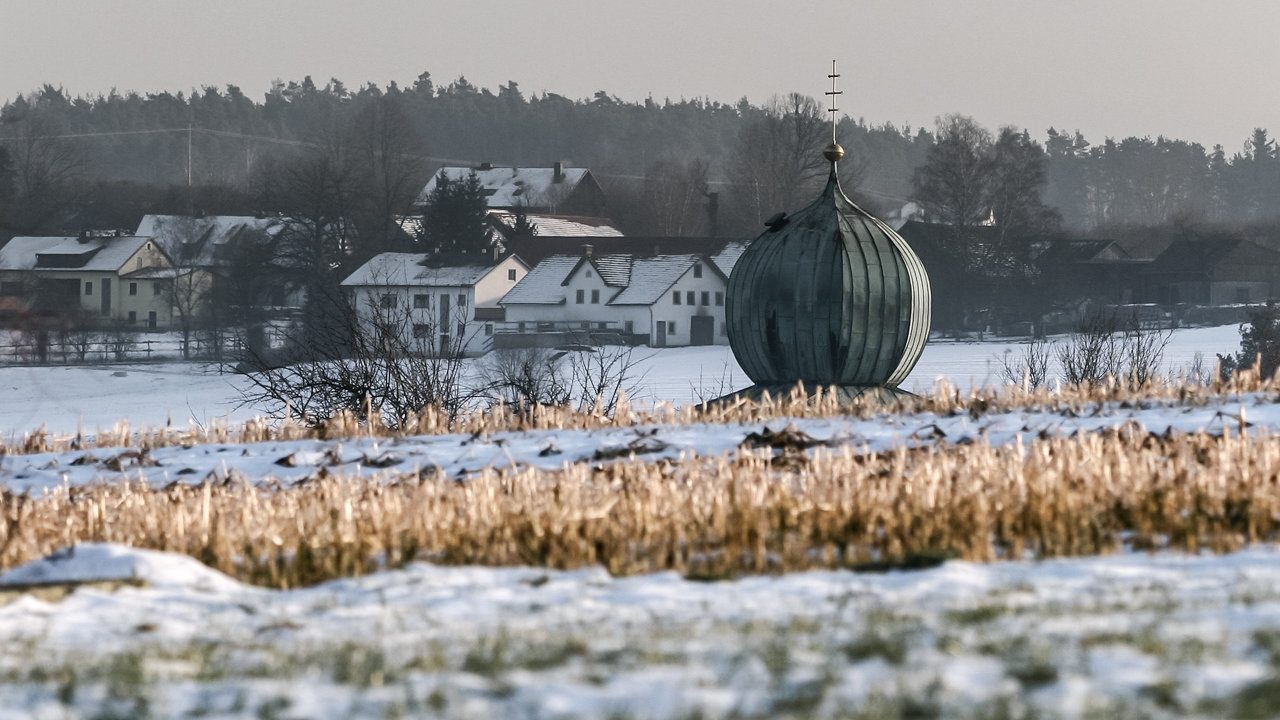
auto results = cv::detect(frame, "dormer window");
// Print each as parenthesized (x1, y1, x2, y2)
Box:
(693, 264, 702, 278)
(586, 269, 592, 278)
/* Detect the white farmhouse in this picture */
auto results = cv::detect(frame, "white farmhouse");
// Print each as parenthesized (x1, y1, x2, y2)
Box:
(0, 233, 177, 328)
(340, 252, 530, 356)
(498, 248, 734, 348)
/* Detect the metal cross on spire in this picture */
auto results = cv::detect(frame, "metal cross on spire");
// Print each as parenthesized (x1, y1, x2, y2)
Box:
(825, 60, 842, 145)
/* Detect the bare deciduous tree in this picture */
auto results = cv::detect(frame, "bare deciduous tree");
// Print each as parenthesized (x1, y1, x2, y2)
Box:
(642, 158, 709, 236)
(730, 93, 829, 226)
(235, 280, 474, 427)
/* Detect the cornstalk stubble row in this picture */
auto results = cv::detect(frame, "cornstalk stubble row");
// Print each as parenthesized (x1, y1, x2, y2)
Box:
(1, 424, 1278, 587)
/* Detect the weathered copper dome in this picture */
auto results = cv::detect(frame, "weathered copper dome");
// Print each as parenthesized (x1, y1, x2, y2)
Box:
(725, 165, 930, 392)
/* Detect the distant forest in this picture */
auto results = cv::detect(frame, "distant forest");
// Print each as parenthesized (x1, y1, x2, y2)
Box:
(4, 71, 1280, 242)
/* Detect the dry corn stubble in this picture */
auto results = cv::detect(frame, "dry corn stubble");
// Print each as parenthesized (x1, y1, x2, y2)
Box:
(1, 422, 1278, 588)
(3, 367, 1272, 458)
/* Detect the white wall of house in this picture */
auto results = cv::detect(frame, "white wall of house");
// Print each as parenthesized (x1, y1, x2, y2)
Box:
(644, 261, 728, 347)
(502, 257, 729, 347)
(473, 255, 528, 307)
(0, 240, 176, 328)
(561, 262, 622, 324)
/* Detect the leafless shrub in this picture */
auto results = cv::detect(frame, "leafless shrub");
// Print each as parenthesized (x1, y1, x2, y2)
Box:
(1057, 310, 1171, 388)
(566, 344, 643, 415)
(234, 282, 473, 427)
(1000, 337, 1051, 390)
(56, 313, 98, 363)
(479, 347, 571, 409)
(103, 320, 139, 361)
(692, 359, 740, 404)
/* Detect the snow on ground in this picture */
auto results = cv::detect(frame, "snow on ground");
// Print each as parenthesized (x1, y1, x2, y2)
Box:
(1, 388, 1276, 493)
(0, 325, 1246, 441)
(0, 543, 1276, 718)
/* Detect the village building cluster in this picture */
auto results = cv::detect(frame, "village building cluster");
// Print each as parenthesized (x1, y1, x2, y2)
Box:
(4, 161, 1280, 354)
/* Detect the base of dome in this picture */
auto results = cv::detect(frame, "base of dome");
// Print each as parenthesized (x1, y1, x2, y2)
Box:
(704, 382, 916, 408)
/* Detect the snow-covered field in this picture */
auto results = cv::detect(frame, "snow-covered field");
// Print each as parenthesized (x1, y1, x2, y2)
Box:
(0, 324, 1244, 440)
(0, 322, 1275, 719)
(0, 543, 1277, 718)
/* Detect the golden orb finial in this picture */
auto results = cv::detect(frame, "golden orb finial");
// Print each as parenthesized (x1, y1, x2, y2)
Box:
(823, 142, 845, 162)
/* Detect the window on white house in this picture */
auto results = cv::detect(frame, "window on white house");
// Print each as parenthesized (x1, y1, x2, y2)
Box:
(414, 294, 430, 308)
(485, 323, 494, 336)
(518, 322, 526, 331)
(127, 311, 137, 324)
(458, 293, 466, 306)
(508, 269, 517, 281)
(715, 291, 724, 306)
(413, 324, 430, 339)
(700, 291, 709, 306)
(672, 292, 681, 305)
(597, 322, 607, 329)
(153, 282, 162, 296)
(458, 322, 466, 337)
(693, 264, 702, 278)
(581, 321, 590, 329)
(129, 282, 138, 296)
(576, 289, 585, 304)
(669, 321, 677, 334)
(591, 289, 599, 304)
(686, 291, 695, 305)
(625, 320, 634, 333)
(586, 269, 592, 278)
(380, 294, 397, 309)
(85, 282, 93, 296)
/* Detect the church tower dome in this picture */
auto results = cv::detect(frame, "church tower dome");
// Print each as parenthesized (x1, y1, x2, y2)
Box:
(723, 63, 931, 398)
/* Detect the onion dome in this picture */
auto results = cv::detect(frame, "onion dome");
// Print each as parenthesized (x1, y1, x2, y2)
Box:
(725, 159, 931, 391)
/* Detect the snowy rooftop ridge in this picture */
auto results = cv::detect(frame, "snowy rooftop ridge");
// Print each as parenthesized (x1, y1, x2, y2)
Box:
(499, 254, 580, 305)
(341, 252, 501, 288)
(488, 210, 623, 238)
(0, 235, 155, 272)
(500, 251, 717, 308)
(418, 166, 592, 208)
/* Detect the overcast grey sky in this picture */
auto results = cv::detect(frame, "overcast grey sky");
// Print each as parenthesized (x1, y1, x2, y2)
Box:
(0, 1, 1274, 151)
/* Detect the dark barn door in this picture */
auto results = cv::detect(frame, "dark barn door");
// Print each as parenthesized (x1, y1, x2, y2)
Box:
(690, 316, 714, 346)
(655, 321, 666, 347)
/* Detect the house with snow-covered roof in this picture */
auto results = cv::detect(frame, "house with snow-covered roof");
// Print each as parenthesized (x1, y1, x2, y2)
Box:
(498, 247, 730, 348)
(340, 252, 530, 356)
(417, 163, 607, 217)
(0, 233, 177, 328)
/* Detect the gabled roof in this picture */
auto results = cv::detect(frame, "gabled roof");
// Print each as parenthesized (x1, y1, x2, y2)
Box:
(498, 255, 580, 305)
(1037, 239, 1137, 266)
(498, 236, 743, 267)
(136, 215, 281, 268)
(501, 252, 726, 307)
(418, 166, 593, 208)
(710, 242, 747, 276)
(561, 254, 632, 287)
(487, 211, 623, 238)
(609, 255, 719, 305)
(0, 235, 157, 272)
(1143, 238, 1265, 275)
(340, 253, 521, 288)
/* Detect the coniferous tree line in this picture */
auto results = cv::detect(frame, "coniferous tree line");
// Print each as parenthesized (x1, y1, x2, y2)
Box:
(4, 71, 1280, 247)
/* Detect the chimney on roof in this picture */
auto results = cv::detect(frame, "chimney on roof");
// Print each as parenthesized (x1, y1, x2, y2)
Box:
(479, 162, 493, 171)
(583, 244, 593, 257)
(553, 161, 565, 183)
